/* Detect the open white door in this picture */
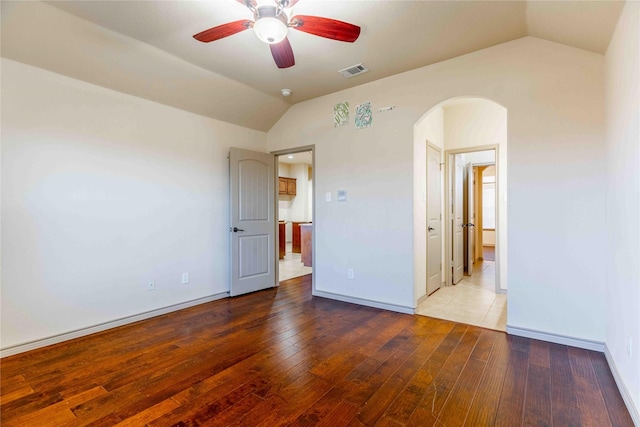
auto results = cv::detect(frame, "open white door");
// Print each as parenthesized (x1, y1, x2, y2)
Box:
(427, 145, 442, 295)
(229, 147, 276, 296)
(452, 154, 464, 284)
(466, 163, 475, 276)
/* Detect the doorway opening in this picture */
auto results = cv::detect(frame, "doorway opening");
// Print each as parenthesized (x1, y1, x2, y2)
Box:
(413, 97, 507, 331)
(274, 148, 314, 284)
(447, 149, 498, 288)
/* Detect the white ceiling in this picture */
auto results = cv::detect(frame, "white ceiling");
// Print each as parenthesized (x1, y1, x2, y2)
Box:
(1, 1, 625, 131)
(278, 151, 312, 165)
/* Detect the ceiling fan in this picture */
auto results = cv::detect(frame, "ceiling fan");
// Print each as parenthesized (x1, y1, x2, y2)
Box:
(193, 0, 361, 69)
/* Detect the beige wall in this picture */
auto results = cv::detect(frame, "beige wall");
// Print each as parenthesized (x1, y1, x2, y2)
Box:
(444, 99, 507, 149)
(605, 1, 640, 418)
(415, 106, 444, 150)
(0, 58, 267, 350)
(289, 163, 313, 223)
(481, 165, 497, 248)
(483, 230, 496, 246)
(267, 36, 607, 341)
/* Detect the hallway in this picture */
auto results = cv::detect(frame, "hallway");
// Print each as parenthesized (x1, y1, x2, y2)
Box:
(416, 260, 506, 331)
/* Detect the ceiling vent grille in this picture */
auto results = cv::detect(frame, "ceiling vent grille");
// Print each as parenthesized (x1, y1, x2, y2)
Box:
(338, 63, 369, 78)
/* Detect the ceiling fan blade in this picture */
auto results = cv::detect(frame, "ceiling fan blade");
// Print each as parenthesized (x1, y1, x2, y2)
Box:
(290, 15, 360, 42)
(193, 20, 252, 43)
(270, 37, 295, 68)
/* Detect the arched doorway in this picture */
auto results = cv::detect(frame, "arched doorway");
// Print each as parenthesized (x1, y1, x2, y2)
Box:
(413, 97, 507, 330)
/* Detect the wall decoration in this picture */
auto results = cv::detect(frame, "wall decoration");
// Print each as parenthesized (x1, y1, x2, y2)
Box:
(334, 102, 349, 127)
(378, 106, 396, 112)
(355, 102, 372, 129)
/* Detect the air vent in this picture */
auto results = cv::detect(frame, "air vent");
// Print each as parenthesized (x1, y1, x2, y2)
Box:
(338, 63, 369, 78)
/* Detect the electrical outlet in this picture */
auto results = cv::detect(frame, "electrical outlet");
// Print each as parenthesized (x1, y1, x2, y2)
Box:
(181, 273, 189, 284)
(148, 280, 155, 291)
(347, 269, 354, 279)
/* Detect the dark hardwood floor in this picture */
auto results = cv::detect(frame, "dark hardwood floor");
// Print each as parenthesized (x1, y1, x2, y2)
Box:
(1, 275, 633, 426)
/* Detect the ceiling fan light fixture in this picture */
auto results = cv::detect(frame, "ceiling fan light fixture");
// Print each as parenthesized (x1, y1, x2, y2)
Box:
(253, 6, 289, 44)
(253, 16, 288, 44)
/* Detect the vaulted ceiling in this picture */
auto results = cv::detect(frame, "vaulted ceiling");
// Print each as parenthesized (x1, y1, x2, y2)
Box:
(1, 1, 625, 131)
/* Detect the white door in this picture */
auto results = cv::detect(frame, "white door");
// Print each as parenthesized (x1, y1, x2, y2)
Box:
(452, 154, 464, 284)
(466, 163, 475, 276)
(427, 146, 442, 295)
(229, 147, 276, 296)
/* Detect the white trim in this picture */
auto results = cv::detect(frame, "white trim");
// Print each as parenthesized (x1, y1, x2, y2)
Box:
(0, 292, 229, 358)
(417, 293, 429, 306)
(604, 345, 640, 426)
(506, 325, 604, 352)
(313, 290, 414, 315)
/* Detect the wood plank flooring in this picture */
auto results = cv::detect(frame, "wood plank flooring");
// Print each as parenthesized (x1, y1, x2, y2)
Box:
(1, 275, 633, 426)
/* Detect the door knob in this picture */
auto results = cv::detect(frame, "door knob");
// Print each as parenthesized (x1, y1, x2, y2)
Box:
(232, 227, 245, 232)
(467, 223, 475, 227)
(428, 227, 435, 231)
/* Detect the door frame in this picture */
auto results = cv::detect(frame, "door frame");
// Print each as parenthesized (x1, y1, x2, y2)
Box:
(271, 145, 316, 293)
(451, 153, 465, 285)
(444, 144, 501, 292)
(466, 162, 475, 276)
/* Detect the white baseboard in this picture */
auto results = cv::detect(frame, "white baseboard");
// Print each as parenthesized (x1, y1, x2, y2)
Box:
(506, 325, 605, 352)
(313, 290, 414, 315)
(416, 293, 429, 305)
(604, 345, 640, 426)
(0, 292, 229, 358)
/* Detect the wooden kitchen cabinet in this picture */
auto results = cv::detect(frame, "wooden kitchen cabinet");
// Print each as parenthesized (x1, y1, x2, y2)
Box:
(286, 178, 296, 195)
(278, 177, 296, 196)
(278, 178, 287, 195)
(278, 221, 286, 260)
(292, 222, 311, 253)
(300, 224, 312, 267)
(292, 222, 302, 253)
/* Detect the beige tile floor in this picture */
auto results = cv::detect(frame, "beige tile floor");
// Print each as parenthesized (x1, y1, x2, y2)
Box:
(279, 243, 312, 282)
(416, 260, 507, 331)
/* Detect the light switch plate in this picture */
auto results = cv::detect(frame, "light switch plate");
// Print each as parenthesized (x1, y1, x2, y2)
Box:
(325, 192, 332, 202)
